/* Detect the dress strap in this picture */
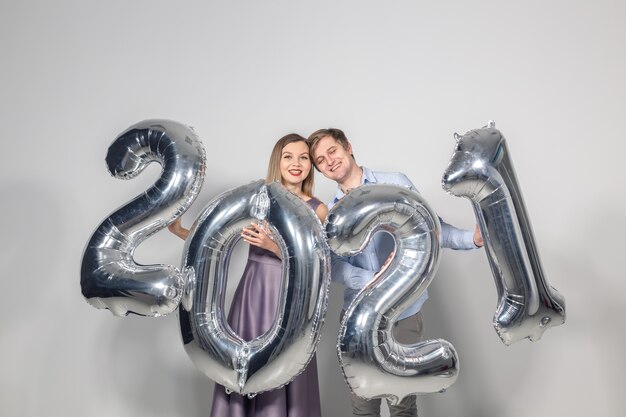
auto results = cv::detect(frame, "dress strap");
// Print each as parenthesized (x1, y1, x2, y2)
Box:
(306, 197, 323, 212)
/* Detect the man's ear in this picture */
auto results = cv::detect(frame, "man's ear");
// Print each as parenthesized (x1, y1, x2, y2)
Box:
(346, 141, 353, 155)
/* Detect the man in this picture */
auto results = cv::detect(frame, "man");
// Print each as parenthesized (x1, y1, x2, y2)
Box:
(306, 128, 482, 417)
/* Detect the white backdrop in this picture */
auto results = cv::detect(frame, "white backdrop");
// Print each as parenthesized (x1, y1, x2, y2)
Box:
(1, 1, 625, 416)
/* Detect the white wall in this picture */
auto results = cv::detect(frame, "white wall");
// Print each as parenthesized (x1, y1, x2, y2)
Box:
(1, 1, 624, 416)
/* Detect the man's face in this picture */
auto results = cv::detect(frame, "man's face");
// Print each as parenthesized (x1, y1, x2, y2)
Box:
(311, 135, 355, 184)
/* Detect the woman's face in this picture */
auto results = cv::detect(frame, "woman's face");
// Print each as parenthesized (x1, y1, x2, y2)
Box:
(280, 140, 311, 188)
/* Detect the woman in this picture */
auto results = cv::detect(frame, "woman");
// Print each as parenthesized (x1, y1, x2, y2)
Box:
(169, 133, 327, 417)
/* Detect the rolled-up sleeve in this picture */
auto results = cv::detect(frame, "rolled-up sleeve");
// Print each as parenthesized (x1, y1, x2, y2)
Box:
(440, 221, 477, 250)
(400, 174, 476, 250)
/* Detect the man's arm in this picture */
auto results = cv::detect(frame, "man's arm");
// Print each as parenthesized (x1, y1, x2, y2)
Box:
(331, 253, 376, 289)
(440, 221, 479, 249)
(398, 172, 481, 250)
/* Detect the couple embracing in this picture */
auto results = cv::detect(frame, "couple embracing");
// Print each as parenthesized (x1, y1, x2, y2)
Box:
(170, 128, 483, 417)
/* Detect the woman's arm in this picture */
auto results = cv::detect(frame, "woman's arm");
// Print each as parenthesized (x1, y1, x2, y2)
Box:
(315, 203, 328, 223)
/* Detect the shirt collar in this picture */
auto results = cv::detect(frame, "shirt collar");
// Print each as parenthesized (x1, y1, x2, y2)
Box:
(361, 166, 376, 184)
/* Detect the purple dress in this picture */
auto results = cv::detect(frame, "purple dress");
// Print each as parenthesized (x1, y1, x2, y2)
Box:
(209, 197, 323, 417)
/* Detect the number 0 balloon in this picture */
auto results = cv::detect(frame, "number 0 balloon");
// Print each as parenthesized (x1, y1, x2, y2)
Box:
(442, 121, 566, 344)
(179, 180, 330, 396)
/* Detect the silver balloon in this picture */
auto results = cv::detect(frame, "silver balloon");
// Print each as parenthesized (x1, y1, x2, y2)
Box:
(81, 119, 206, 317)
(326, 184, 458, 404)
(179, 180, 330, 396)
(442, 121, 565, 344)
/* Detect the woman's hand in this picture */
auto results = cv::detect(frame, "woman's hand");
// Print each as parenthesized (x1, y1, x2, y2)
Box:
(168, 218, 190, 240)
(241, 221, 281, 258)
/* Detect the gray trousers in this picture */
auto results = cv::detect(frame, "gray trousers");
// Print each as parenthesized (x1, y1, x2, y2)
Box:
(341, 311, 424, 417)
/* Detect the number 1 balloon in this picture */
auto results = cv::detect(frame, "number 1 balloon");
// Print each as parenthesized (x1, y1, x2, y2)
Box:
(441, 121, 565, 345)
(80, 120, 206, 317)
(179, 180, 330, 396)
(325, 184, 458, 404)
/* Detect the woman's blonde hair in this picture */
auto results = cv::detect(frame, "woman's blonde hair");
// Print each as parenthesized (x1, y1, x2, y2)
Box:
(266, 133, 314, 197)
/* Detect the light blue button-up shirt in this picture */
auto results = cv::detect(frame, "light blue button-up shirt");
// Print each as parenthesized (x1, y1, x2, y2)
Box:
(328, 166, 477, 320)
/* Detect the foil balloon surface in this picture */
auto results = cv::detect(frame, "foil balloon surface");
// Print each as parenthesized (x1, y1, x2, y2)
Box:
(325, 184, 458, 404)
(81, 119, 206, 317)
(179, 180, 330, 396)
(441, 121, 565, 344)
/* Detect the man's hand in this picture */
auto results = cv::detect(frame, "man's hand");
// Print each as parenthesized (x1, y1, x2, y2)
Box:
(374, 249, 396, 280)
(473, 224, 484, 247)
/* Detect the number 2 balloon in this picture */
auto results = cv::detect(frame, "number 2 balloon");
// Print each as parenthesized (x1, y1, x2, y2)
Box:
(80, 119, 206, 317)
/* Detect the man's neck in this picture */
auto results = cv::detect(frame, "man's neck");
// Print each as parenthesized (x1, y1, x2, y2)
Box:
(339, 165, 364, 194)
